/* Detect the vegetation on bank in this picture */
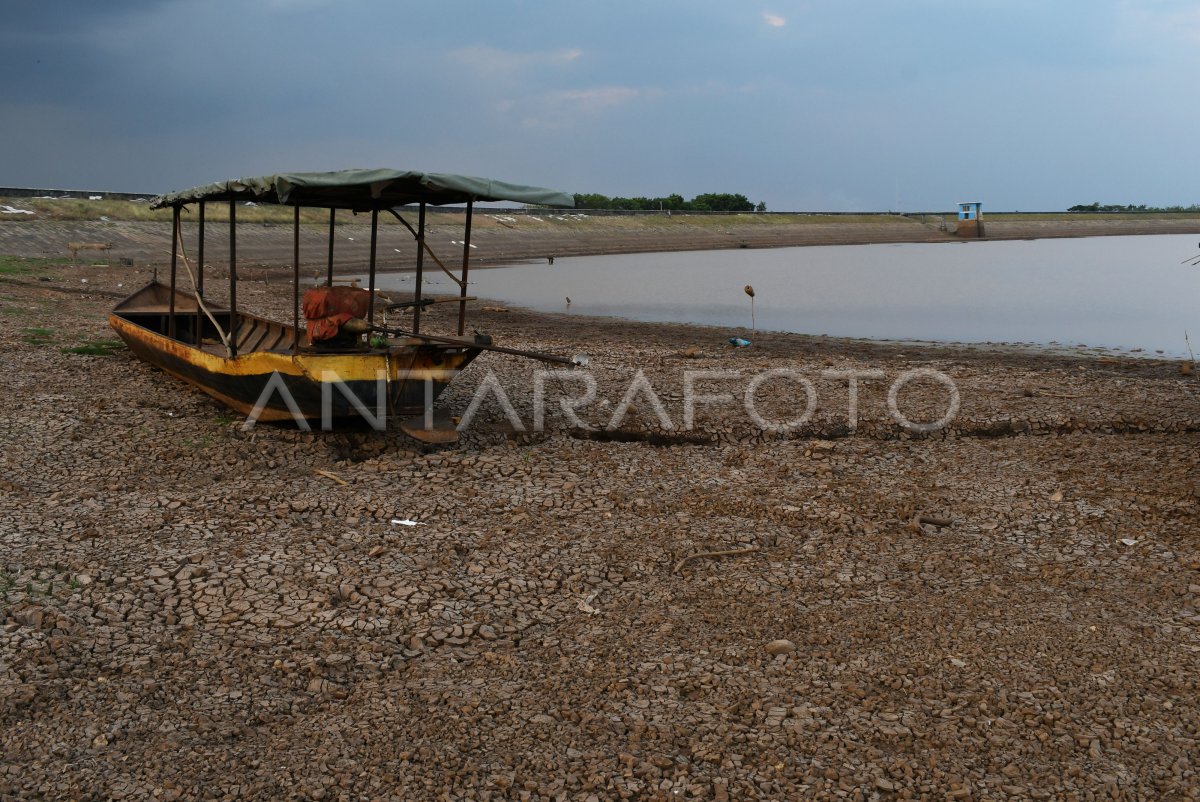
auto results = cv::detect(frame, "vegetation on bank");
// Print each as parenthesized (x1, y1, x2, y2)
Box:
(0, 196, 328, 224)
(5, 195, 1200, 226)
(2, 193, 772, 222)
(0, 255, 71, 275)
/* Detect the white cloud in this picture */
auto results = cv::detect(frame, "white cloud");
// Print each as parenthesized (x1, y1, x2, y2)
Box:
(763, 12, 786, 27)
(262, 0, 332, 10)
(1120, 1, 1200, 44)
(450, 44, 583, 78)
(517, 86, 644, 130)
(544, 86, 639, 113)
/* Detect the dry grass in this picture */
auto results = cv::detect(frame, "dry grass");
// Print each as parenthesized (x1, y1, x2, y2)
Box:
(0, 197, 330, 225)
(12, 196, 1194, 234)
(2, 196, 951, 229)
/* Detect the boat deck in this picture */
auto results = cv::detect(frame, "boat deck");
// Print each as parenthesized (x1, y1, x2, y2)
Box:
(116, 308, 458, 357)
(112, 283, 479, 360)
(116, 309, 302, 355)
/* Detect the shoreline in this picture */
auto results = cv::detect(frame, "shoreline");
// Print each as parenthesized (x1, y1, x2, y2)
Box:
(7, 267, 1191, 365)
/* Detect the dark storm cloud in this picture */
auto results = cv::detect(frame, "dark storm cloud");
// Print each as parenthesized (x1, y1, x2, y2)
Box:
(2, 2, 1199, 208)
(0, 1, 175, 106)
(1, 0, 170, 36)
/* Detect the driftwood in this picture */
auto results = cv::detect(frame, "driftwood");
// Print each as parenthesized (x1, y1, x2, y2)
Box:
(68, 241, 112, 260)
(315, 469, 348, 486)
(673, 546, 759, 575)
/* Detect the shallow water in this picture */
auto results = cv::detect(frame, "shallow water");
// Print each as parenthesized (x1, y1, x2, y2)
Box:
(371, 234, 1200, 357)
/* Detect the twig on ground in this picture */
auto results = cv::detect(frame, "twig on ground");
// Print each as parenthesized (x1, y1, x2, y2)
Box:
(1031, 388, 1086, 399)
(674, 546, 759, 575)
(315, 469, 348, 486)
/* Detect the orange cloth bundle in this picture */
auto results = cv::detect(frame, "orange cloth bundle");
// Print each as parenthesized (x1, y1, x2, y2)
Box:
(302, 286, 370, 342)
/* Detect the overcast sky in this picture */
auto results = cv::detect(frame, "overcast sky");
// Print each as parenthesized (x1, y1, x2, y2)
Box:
(2, 1, 1198, 211)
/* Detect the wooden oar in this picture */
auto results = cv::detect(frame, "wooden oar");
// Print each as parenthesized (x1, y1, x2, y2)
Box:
(387, 295, 477, 311)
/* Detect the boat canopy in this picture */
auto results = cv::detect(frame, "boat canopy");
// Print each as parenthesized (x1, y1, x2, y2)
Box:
(151, 168, 575, 210)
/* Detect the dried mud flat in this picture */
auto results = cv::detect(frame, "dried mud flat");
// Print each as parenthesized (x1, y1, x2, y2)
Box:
(2, 263, 1199, 801)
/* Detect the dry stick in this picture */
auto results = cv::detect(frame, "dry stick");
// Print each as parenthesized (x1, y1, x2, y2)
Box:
(673, 545, 759, 575)
(315, 469, 348, 486)
(175, 239, 232, 356)
(1186, 331, 1196, 368)
(1033, 389, 1085, 399)
(916, 515, 953, 528)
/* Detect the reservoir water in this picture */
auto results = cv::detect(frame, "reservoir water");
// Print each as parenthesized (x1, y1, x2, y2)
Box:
(371, 234, 1200, 357)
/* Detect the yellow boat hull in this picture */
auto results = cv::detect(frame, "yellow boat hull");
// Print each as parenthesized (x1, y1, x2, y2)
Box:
(109, 283, 481, 425)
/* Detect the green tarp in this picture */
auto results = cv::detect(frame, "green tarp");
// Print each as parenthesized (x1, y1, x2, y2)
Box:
(151, 168, 574, 210)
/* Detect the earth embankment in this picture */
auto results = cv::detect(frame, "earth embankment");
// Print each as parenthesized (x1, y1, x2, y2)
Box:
(3, 206, 1199, 273)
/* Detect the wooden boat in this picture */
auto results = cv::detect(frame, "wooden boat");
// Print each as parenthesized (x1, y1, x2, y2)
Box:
(108, 281, 486, 425)
(110, 169, 579, 438)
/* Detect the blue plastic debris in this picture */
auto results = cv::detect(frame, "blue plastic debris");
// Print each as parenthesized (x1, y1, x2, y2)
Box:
(728, 337, 752, 347)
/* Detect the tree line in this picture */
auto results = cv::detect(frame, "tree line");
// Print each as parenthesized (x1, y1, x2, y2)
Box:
(573, 192, 766, 212)
(1068, 202, 1200, 212)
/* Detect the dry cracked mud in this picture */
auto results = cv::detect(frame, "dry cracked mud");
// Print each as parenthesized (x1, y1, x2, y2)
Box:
(1, 262, 1198, 800)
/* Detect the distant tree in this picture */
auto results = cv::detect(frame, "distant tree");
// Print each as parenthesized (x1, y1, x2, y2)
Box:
(692, 193, 754, 212)
(572, 191, 760, 212)
(664, 194, 687, 210)
(573, 193, 612, 209)
(608, 196, 640, 210)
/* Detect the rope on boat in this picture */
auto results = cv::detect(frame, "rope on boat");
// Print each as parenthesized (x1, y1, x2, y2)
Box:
(386, 209, 467, 289)
(175, 237, 233, 357)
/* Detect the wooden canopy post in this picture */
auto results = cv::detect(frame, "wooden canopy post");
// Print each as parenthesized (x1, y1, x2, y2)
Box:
(195, 201, 205, 346)
(197, 201, 205, 298)
(168, 204, 179, 340)
(367, 208, 378, 328)
(413, 202, 426, 334)
(458, 199, 473, 336)
(229, 199, 238, 358)
(326, 207, 336, 286)
(293, 205, 301, 355)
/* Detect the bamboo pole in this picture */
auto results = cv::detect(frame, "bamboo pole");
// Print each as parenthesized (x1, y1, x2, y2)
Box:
(229, 200, 238, 357)
(367, 208, 378, 328)
(168, 205, 179, 339)
(413, 202, 426, 334)
(458, 199, 473, 335)
(293, 205, 301, 355)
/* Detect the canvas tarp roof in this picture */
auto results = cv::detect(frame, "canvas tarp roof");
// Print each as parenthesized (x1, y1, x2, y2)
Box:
(151, 169, 575, 210)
